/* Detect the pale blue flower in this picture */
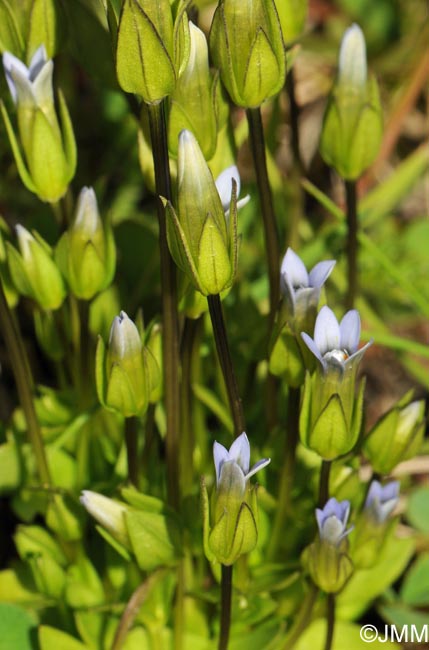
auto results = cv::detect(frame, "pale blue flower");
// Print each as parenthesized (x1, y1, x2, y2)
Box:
(316, 498, 353, 546)
(301, 305, 372, 373)
(3, 45, 53, 107)
(280, 248, 335, 318)
(215, 165, 250, 217)
(213, 432, 270, 497)
(365, 480, 399, 524)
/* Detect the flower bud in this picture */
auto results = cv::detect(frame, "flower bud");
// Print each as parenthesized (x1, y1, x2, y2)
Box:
(209, 0, 286, 108)
(320, 24, 383, 180)
(1, 45, 76, 202)
(80, 490, 132, 550)
(96, 311, 161, 417)
(34, 309, 64, 360)
(304, 498, 353, 593)
(168, 22, 219, 159)
(202, 432, 270, 565)
(165, 129, 239, 296)
(116, 0, 190, 104)
(6, 224, 66, 310)
(364, 392, 425, 474)
(299, 306, 371, 460)
(55, 187, 116, 300)
(274, 0, 308, 44)
(351, 481, 399, 568)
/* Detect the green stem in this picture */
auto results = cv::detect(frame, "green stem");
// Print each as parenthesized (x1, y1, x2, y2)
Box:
(286, 68, 303, 174)
(207, 294, 245, 437)
(318, 460, 331, 507)
(147, 100, 181, 511)
(246, 106, 280, 327)
(0, 282, 51, 485)
(125, 416, 139, 488)
(267, 386, 300, 560)
(282, 584, 318, 650)
(218, 564, 233, 650)
(324, 594, 335, 650)
(345, 180, 358, 310)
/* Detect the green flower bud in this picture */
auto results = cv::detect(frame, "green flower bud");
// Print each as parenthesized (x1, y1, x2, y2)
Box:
(116, 0, 190, 104)
(209, 0, 286, 108)
(304, 498, 353, 593)
(1, 46, 76, 202)
(28, 553, 66, 600)
(6, 224, 66, 310)
(96, 311, 160, 417)
(168, 22, 219, 159)
(364, 392, 425, 474)
(320, 24, 383, 180)
(0, 1, 24, 58)
(55, 187, 116, 300)
(165, 129, 238, 296)
(80, 490, 131, 550)
(274, 0, 308, 44)
(202, 433, 270, 565)
(300, 307, 370, 460)
(34, 308, 64, 360)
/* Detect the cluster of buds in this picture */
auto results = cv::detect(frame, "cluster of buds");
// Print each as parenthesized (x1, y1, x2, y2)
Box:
(299, 306, 371, 459)
(1, 45, 76, 202)
(320, 24, 383, 180)
(202, 433, 270, 565)
(352, 481, 400, 568)
(96, 311, 161, 418)
(270, 248, 335, 387)
(55, 187, 116, 300)
(164, 129, 239, 296)
(304, 498, 354, 593)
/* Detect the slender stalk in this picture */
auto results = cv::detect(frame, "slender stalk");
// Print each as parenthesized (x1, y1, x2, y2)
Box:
(267, 386, 300, 560)
(147, 100, 181, 510)
(125, 417, 139, 488)
(246, 107, 280, 327)
(345, 180, 358, 310)
(0, 282, 51, 485)
(218, 564, 233, 650)
(324, 594, 335, 650)
(286, 68, 303, 173)
(318, 460, 331, 507)
(282, 584, 318, 650)
(180, 317, 201, 494)
(207, 294, 245, 437)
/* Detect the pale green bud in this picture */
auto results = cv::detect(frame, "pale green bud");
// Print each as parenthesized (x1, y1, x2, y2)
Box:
(6, 224, 66, 310)
(116, 0, 190, 104)
(55, 187, 116, 300)
(1, 46, 76, 202)
(364, 392, 425, 474)
(165, 129, 238, 296)
(80, 490, 131, 550)
(320, 24, 382, 180)
(209, 0, 286, 108)
(168, 22, 218, 159)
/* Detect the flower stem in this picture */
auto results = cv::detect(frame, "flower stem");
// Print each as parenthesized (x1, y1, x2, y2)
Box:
(125, 416, 139, 488)
(0, 281, 51, 486)
(246, 106, 280, 328)
(286, 68, 303, 173)
(324, 594, 336, 650)
(207, 294, 245, 437)
(318, 460, 331, 507)
(218, 564, 233, 650)
(147, 100, 181, 510)
(267, 386, 300, 560)
(345, 180, 358, 310)
(180, 317, 201, 494)
(282, 583, 318, 650)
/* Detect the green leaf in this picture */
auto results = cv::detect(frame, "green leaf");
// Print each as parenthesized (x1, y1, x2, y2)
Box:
(0, 441, 22, 492)
(65, 556, 105, 609)
(406, 487, 429, 534)
(0, 603, 36, 650)
(192, 382, 233, 434)
(337, 535, 415, 619)
(293, 619, 400, 650)
(378, 603, 429, 630)
(400, 554, 429, 607)
(125, 509, 181, 571)
(39, 626, 90, 650)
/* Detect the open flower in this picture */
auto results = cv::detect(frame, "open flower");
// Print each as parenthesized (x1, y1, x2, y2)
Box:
(202, 432, 270, 565)
(213, 432, 270, 497)
(3, 45, 53, 106)
(316, 498, 353, 546)
(364, 481, 399, 524)
(280, 248, 335, 323)
(215, 166, 250, 217)
(301, 306, 372, 373)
